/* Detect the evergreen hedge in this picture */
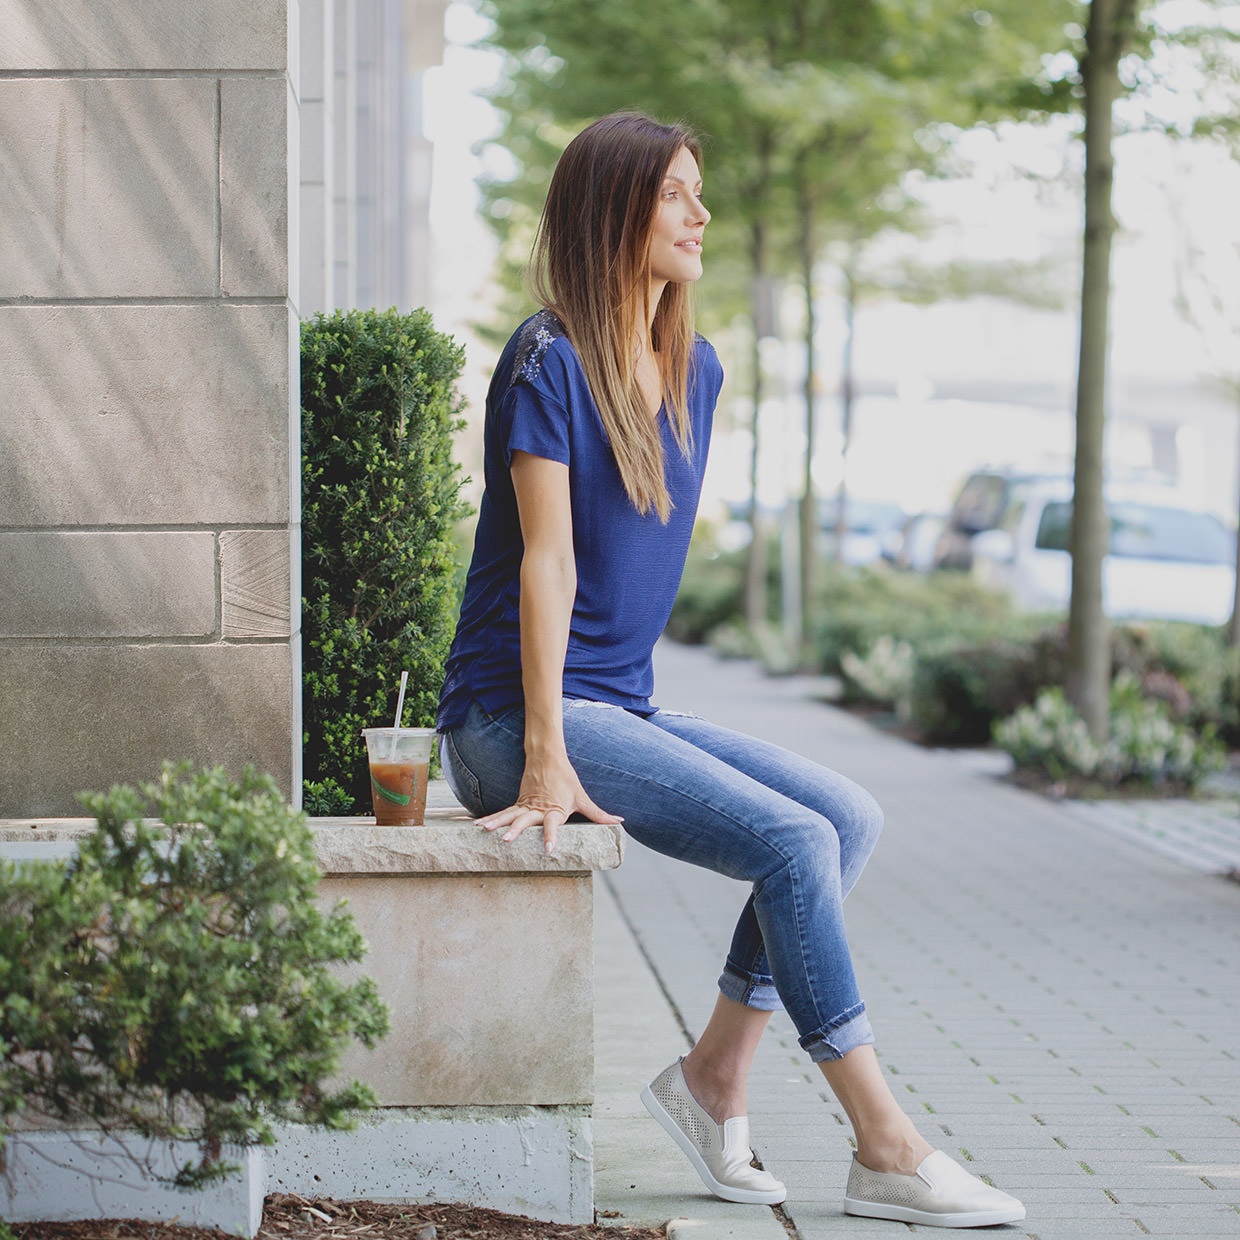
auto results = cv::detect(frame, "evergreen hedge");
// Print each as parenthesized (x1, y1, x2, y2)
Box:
(0, 763, 389, 1188)
(301, 309, 470, 811)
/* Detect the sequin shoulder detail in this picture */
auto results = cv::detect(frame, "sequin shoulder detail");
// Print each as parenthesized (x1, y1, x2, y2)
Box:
(507, 308, 568, 391)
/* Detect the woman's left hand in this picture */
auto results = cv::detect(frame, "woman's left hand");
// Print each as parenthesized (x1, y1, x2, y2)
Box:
(476, 752, 622, 853)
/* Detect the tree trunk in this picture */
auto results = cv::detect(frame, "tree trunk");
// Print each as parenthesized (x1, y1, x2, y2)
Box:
(834, 256, 858, 562)
(1231, 393, 1240, 647)
(1067, 0, 1135, 740)
(796, 176, 818, 668)
(744, 217, 771, 631)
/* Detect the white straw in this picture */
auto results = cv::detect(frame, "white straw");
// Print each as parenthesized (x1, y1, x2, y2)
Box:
(389, 670, 409, 759)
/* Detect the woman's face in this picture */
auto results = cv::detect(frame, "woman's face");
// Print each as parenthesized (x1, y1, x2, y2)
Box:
(648, 146, 710, 289)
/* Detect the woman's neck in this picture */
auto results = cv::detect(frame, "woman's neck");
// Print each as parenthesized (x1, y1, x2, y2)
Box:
(648, 278, 668, 330)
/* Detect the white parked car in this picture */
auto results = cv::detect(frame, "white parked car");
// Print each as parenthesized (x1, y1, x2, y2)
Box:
(969, 480, 1236, 625)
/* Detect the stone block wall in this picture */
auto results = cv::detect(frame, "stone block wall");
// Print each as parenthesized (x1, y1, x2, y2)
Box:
(0, 1, 301, 815)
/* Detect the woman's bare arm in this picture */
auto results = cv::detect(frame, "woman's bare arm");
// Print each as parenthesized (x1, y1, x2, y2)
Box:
(475, 450, 622, 851)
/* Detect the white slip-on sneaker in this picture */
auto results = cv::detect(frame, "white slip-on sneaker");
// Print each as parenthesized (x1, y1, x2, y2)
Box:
(843, 1150, 1026, 1228)
(640, 1057, 786, 1205)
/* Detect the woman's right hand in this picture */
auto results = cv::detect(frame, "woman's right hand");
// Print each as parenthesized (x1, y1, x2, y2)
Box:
(477, 752, 622, 853)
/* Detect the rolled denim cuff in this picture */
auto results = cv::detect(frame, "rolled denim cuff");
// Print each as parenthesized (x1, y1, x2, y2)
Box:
(717, 965, 784, 1012)
(799, 1003, 874, 1063)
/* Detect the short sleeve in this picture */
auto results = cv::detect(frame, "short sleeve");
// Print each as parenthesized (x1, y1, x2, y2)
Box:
(498, 382, 571, 467)
(497, 331, 583, 468)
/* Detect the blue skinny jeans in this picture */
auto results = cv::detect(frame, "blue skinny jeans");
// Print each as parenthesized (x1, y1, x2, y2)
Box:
(439, 698, 883, 1063)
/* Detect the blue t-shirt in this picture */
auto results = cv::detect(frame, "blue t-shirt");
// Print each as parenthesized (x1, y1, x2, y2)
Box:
(437, 309, 722, 731)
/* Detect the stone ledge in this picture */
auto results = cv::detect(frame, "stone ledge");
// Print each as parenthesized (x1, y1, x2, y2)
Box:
(0, 782, 626, 875)
(312, 815, 624, 875)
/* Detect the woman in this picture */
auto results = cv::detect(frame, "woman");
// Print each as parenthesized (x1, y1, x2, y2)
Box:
(437, 111, 1025, 1230)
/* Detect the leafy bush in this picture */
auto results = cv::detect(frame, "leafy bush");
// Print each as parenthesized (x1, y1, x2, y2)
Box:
(302, 777, 356, 816)
(712, 618, 801, 675)
(896, 618, 1240, 751)
(910, 639, 1032, 746)
(669, 545, 1016, 670)
(993, 688, 1103, 784)
(840, 635, 916, 716)
(806, 565, 1017, 676)
(908, 626, 1066, 745)
(994, 672, 1226, 792)
(704, 617, 760, 660)
(1118, 621, 1240, 744)
(0, 763, 389, 1188)
(302, 308, 470, 810)
(665, 538, 746, 645)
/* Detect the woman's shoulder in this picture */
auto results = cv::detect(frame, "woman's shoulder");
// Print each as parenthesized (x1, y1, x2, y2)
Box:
(692, 330, 718, 358)
(499, 308, 580, 394)
(691, 331, 723, 387)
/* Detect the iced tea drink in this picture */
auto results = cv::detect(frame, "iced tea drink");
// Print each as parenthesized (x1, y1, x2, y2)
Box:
(362, 727, 435, 826)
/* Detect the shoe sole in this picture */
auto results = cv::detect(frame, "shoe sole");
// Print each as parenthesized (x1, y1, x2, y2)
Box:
(639, 1084, 787, 1205)
(844, 1195, 1026, 1228)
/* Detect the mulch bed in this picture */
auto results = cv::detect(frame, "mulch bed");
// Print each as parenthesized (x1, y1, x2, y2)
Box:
(8, 1195, 668, 1240)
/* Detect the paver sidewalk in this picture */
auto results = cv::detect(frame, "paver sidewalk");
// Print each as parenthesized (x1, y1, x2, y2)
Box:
(601, 640, 1240, 1239)
(593, 874, 789, 1240)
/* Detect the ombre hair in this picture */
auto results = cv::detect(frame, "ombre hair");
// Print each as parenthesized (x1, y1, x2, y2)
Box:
(529, 111, 702, 522)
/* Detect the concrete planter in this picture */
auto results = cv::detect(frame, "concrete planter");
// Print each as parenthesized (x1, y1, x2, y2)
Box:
(0, 1131, 263, 1237)
(267, 1108, 593, 1224)
(302, 798, 624, 1223)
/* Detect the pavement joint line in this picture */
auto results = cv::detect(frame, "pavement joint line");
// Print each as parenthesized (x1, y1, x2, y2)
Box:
(601, 869, 697, 1054)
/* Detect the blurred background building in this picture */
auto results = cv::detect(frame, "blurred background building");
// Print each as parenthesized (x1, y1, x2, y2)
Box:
(300, 0, 446, 316)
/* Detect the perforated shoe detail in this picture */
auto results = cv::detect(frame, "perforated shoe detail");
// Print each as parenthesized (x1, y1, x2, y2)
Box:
(849, 1159, 922, 1206)
(640, 1058, 786, 1205)
(649, 1062, 719, 1153)
(844, 1151, 1026, 1227)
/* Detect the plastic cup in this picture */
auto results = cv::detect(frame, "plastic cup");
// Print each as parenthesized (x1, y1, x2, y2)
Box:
(363, 727, 434, 825)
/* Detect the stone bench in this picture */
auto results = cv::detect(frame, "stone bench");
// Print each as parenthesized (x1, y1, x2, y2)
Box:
(0, 782, 625, 1233)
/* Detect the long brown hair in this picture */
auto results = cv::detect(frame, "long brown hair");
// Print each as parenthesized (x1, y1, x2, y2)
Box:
(529, 112, 701, 522)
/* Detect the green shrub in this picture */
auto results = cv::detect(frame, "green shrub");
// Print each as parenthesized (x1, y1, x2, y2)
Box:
(994, 673, 1226, 792)
(0, 763, 389, 1188)
(705, 617, 760, 660)
(994, 687, 1098, 783)
(1118, 621, 1240, 744)
(302, 308, 470, 810)
(665, 538, 746, 645)
(909, 633, 1056, 745)
(710, 618, 802, 674)
(302, 776, 356, 816)
(806, 565, 1017, 676)
(841, 635, 916, 715)
(902, 619, 1240, 750)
